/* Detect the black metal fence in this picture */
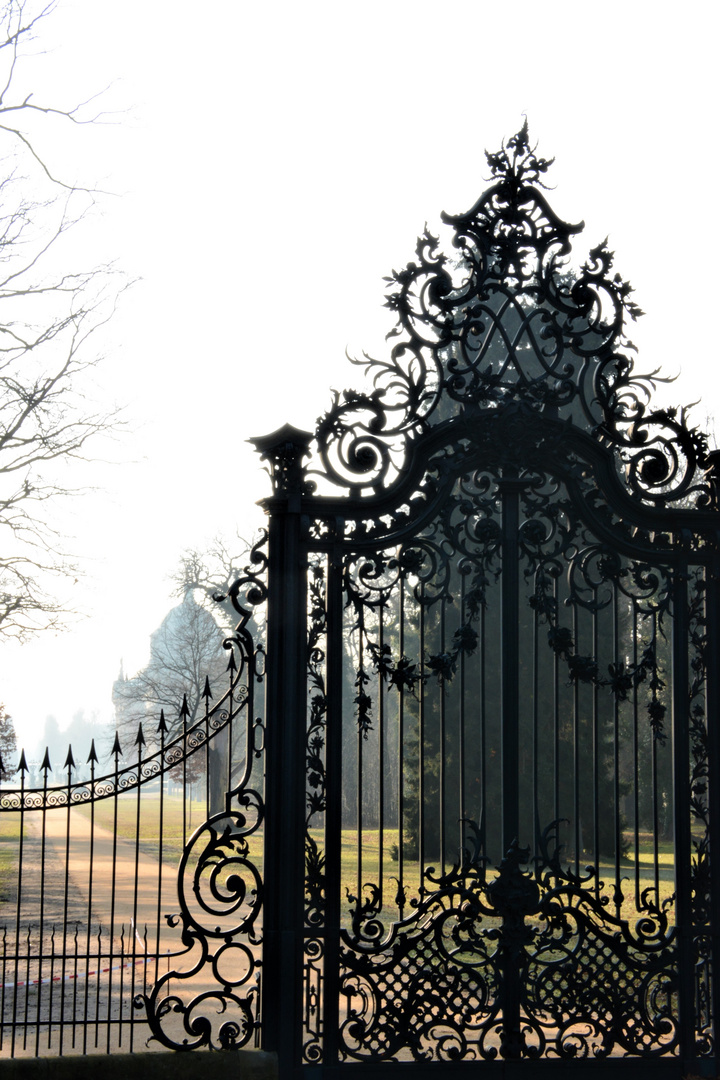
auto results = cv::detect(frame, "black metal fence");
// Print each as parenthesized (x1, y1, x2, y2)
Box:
(0, 610, 266, 1056)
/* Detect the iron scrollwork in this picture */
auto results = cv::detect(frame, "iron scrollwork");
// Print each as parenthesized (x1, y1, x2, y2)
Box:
(306, 122, 714, 513)
(338, 826, 677, 1063)
(243, 125, 720, 1070)
(135, 537, 268, 1051)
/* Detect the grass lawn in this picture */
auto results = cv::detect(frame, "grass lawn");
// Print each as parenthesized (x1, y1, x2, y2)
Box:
(66, 796, 689, 930)
(73, 791, 264, 869)
(319, 825, 681, 925)
(0, 815, 23, 903)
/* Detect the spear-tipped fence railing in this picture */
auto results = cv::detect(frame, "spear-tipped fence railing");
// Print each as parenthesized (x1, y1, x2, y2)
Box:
(0, 634, 265, 1057)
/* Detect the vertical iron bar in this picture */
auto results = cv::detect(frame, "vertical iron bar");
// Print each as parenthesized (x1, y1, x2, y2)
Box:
(356, 619, 364, 909)
(553, 574, 560, 830)
(47, 926, 55, 1051)
(356, 622, 362, 915)
(377, 604, 385, 910)
(499, 473, 522, 1061)
(94, 926, 102, 1049)
(23, 925, 30, 1052)
(107, 739, 120, 1053)
(398, 578, 405, 910)
(181, 704, 188, 853)
(59, 749, 74, 1055)
(632, 602, 640, 910)
(652, 619, 661, 903)
(0, 928, 5, 1054)
(205, 686, 210, 812)
(118, 925, 126, 1048)
(129, 729, 144, 1053)
(593, 589, 600, 897)
(71, 926, 78, 1050)
(226, 659, 234, 799)
(672, 562, 695, 1063)
(261, 489, 309, 1073)
(532, 587, 538, 855)
(705, 554, 720, 1059)
(11, 760, 25, 1058)
(573, 603, 580, 876)
(323, 550, 343, 1068)
(83, 746, 97, 1056)
(419, 586, 426, 878)
(34, 757, 49, 1057)
(440, 597, 447, 875)
(155, 715, 167, 991)
(613, 584, 621, 917)
(480, 590, 486, 866)
(459, 573, 466, 862)
(500, 476, 521, 855)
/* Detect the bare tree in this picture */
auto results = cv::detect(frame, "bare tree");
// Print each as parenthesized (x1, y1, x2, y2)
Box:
(0, 0, 124, 640)
(112, 591, 229, 743)
(171, 532, 259, 633)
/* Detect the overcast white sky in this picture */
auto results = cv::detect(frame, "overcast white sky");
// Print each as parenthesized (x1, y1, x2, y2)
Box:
(2, 0, 719, 755)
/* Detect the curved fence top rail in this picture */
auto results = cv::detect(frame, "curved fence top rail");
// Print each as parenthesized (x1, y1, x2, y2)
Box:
(0, 670, 252, 812)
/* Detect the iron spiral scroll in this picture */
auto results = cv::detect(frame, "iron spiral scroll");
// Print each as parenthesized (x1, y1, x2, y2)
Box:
(134, 540, 267, 1051)
(338, 828, 677, 1063)
(134, 781, 264, 1051)
(307, 121, 715, 514)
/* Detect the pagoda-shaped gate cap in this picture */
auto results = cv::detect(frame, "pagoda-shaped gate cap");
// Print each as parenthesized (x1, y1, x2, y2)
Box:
(249, 423, 314, 458)
(249, 423, 314, 494)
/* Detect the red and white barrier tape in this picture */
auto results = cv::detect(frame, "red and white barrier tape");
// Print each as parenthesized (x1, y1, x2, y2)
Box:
(4, 956, 148, 989)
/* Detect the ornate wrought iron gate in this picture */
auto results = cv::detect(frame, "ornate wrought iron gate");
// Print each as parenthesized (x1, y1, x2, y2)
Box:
(4, 127, 717, 1076)
(254, 127, 720, 1077)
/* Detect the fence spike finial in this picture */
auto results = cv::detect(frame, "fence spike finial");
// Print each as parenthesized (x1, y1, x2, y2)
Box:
(203, 676, 212, 701)
(135, 722, 146, 748)
(227, 649, 237, 674)
(157, 710, 168, 735)
(111, 732, 122, 758)
(64, 745, 76, 771)
(0, 752, 5, 777)
(18, 749, 28, 774)
(87, 739, 98, 765)
(41, 748, 52, 773)
(180, 695, 190, 722)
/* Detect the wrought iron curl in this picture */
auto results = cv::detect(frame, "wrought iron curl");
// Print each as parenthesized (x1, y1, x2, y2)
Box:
(136, 987, 258, 1052)
(302, 121, 714, 511)
(622, 407, 712, 505)
(137, 784, 263, 1052)
(215, 530, 269, 660)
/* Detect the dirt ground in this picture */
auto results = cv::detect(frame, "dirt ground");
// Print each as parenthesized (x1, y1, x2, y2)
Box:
(0, 808, 262, 1056)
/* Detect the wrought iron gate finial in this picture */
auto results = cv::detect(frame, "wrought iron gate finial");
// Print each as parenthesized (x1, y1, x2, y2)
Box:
(250, 424, 314, 496)
(301, 125, 714, 513)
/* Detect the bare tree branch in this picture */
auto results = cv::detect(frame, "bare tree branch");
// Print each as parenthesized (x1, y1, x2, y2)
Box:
(113, 593, 230, 744)
(0, 0, 126, 640)
(172, 533, 258, 632)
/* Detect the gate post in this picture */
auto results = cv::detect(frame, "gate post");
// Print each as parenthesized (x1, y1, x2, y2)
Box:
(251, 426, 313, 1076)
(705, 548, 720, 1056)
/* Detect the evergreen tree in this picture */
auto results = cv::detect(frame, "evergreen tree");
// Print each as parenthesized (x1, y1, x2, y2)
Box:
(0, 703, 17, 776)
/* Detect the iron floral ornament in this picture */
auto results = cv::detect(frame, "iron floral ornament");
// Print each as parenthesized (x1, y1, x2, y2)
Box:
(310, 122, 713, 514)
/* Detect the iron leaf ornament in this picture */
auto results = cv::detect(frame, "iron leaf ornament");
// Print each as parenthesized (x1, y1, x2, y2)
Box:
(306, 122, 713, 511)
